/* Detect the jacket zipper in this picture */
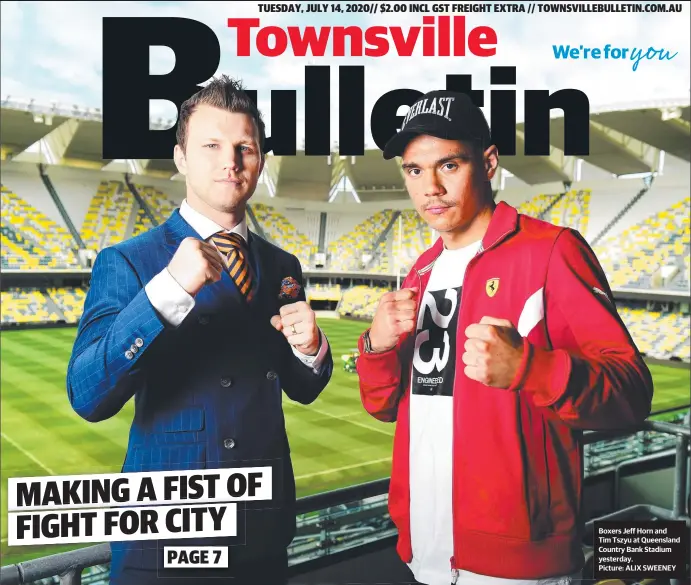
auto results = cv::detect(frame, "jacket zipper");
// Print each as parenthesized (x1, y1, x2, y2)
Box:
(412, 229, 515, 579)
(449, 251, 476, 578)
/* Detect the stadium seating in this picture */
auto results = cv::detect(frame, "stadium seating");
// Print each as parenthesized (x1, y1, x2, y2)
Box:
(515, 189, 591, 235)
(1, 223, 42, 270)
(617, 305, 690, 360)
(250, 203, 318, 268)
(515, 192, 562, 218)
(131, 184, 179, 237)
(593, 197, 691, 289)
(542, 189, 591, 235)
(0, 185, 80, 269)
(327, 210, 394, 272)
(338, 285, 390, 319)
(80, 180, 135, 251)
(391, 210, 434, 273)
(368, 240, 391, 274)
(48, 287, 87, 323)
(1, 174, 687, 364)
(0, 289, 62, 324)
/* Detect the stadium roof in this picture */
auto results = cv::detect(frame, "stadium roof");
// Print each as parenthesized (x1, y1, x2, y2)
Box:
(1, 97, 688, 200)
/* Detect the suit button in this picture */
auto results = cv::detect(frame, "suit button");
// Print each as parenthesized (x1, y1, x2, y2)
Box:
(266, 371, 277, 381)
(224, 438, 235, 449)
(198, 316, 209, 325)
(130, 345, 138, 354)
(135, 338, 144, 347)
(220, 377, 233, 388)
(125, 350, 134, 360)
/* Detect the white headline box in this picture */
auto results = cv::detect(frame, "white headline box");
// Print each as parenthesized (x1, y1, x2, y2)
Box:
(8, 502, 237, 546)
(163, 546, 229, 568)
(8, 467, 272, 511)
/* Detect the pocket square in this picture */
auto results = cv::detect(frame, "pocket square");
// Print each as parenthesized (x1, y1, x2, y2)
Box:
(279, 276, 301, 300)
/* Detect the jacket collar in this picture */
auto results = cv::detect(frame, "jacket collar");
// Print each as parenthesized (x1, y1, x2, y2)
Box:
(164, 207, 253, 249)
(164, 208, 201, 250)
(412, 201, 519, 274)
(179, 199, 249, 243)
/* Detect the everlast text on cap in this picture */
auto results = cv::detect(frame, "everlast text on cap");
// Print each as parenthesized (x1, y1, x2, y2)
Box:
(382, 90, 492, 160)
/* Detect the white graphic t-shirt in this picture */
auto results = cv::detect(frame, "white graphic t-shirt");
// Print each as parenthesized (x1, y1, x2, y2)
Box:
(407, 240, 581, 585)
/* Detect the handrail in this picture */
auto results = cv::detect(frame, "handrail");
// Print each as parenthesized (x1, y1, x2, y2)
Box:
(582, 419, 690, 445)
(1, 418, 688, 585)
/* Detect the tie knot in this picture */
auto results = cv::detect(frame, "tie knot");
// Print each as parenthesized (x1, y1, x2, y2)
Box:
(210, 232, 245, 253)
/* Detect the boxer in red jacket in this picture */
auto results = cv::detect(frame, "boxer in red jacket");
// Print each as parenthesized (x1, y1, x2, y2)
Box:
(356, 90, 653, 585)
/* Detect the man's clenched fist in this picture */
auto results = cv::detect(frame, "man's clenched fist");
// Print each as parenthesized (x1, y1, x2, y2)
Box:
(167, 237, 225, 297)
(369, 288, 419, 353)
(271, 302, 320, 356)
(463, 316, 524, 388)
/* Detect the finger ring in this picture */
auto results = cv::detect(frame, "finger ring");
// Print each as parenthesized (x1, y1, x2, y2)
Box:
(291, 324, 297, 335)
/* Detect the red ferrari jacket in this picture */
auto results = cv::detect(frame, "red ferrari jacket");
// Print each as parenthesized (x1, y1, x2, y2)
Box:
(356, 202, 653, 579)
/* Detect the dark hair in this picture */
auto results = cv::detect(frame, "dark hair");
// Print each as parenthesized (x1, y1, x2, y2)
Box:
(176, 75, 266, 156)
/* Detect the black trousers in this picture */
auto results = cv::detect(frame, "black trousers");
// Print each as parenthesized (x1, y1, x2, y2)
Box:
(110, 550, 288, 585)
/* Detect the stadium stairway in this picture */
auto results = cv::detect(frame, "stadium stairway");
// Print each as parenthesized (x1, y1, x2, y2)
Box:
(538, 190, 568, 220)
(124, 174, 158, 228)
(38, 164, 85, 252)
(43, 292, 67, 322)
(123, 199, 140, 240)
(590, 184, 650, 247)
(246, 204, 271, 241)
(365, 210, 400, 271)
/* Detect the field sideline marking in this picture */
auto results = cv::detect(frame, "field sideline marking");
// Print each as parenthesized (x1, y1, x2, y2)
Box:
(295, 456, 391, 480)
(0, 431, 56, 476)
(285, 403, 395, 437)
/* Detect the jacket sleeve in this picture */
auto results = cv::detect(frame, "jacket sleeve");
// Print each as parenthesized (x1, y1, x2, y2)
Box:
(509, 228, 654, 430)
(355, 275, 413, 423)
(278, 257, 333, 405)
(66, 247, 166, 422)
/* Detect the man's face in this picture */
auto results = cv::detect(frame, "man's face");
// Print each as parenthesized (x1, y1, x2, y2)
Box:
(401, 135, 497, 234)
(174, 104, 264, 214)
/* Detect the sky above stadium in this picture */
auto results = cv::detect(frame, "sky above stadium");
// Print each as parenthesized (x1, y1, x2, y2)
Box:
(1, 1, 689, 149)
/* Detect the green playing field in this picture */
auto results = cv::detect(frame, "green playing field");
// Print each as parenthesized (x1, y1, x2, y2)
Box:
(1, 321, 688, 565)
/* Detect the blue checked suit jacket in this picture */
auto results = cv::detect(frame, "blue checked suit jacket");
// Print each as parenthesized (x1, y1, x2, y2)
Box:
(66, 208, 333, 576)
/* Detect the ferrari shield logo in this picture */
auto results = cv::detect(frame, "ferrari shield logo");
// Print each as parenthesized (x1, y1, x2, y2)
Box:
(486, 278, 499, 297)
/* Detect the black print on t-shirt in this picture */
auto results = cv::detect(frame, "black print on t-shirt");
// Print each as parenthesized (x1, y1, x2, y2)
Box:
(411, 286, 461, 397)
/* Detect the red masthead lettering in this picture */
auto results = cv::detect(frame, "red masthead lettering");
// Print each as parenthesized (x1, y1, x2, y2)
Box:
(227, 17, 497, 58)
(288, 26, 331, 57)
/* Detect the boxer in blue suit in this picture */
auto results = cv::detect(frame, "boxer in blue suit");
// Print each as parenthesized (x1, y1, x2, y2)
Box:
(66, 75, 334, 585)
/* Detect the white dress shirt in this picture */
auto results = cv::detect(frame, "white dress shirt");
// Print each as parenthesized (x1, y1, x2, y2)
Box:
(144, 199, 329, 373)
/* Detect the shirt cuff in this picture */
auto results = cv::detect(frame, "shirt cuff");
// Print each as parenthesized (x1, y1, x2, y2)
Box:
(292, 329, 329, 374)
(144, 268, 195, 327)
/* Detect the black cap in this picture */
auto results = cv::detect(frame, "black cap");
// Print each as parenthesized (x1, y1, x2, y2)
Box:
(382, 90, 491, 160)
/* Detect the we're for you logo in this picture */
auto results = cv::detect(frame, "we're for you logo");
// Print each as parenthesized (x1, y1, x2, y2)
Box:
(552, 44, 678, 71)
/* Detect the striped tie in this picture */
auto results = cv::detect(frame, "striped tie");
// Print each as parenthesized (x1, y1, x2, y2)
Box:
(209, 231, 256, 302)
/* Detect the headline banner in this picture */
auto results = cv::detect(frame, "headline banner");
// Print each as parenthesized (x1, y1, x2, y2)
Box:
(7, 468, 272, 546)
